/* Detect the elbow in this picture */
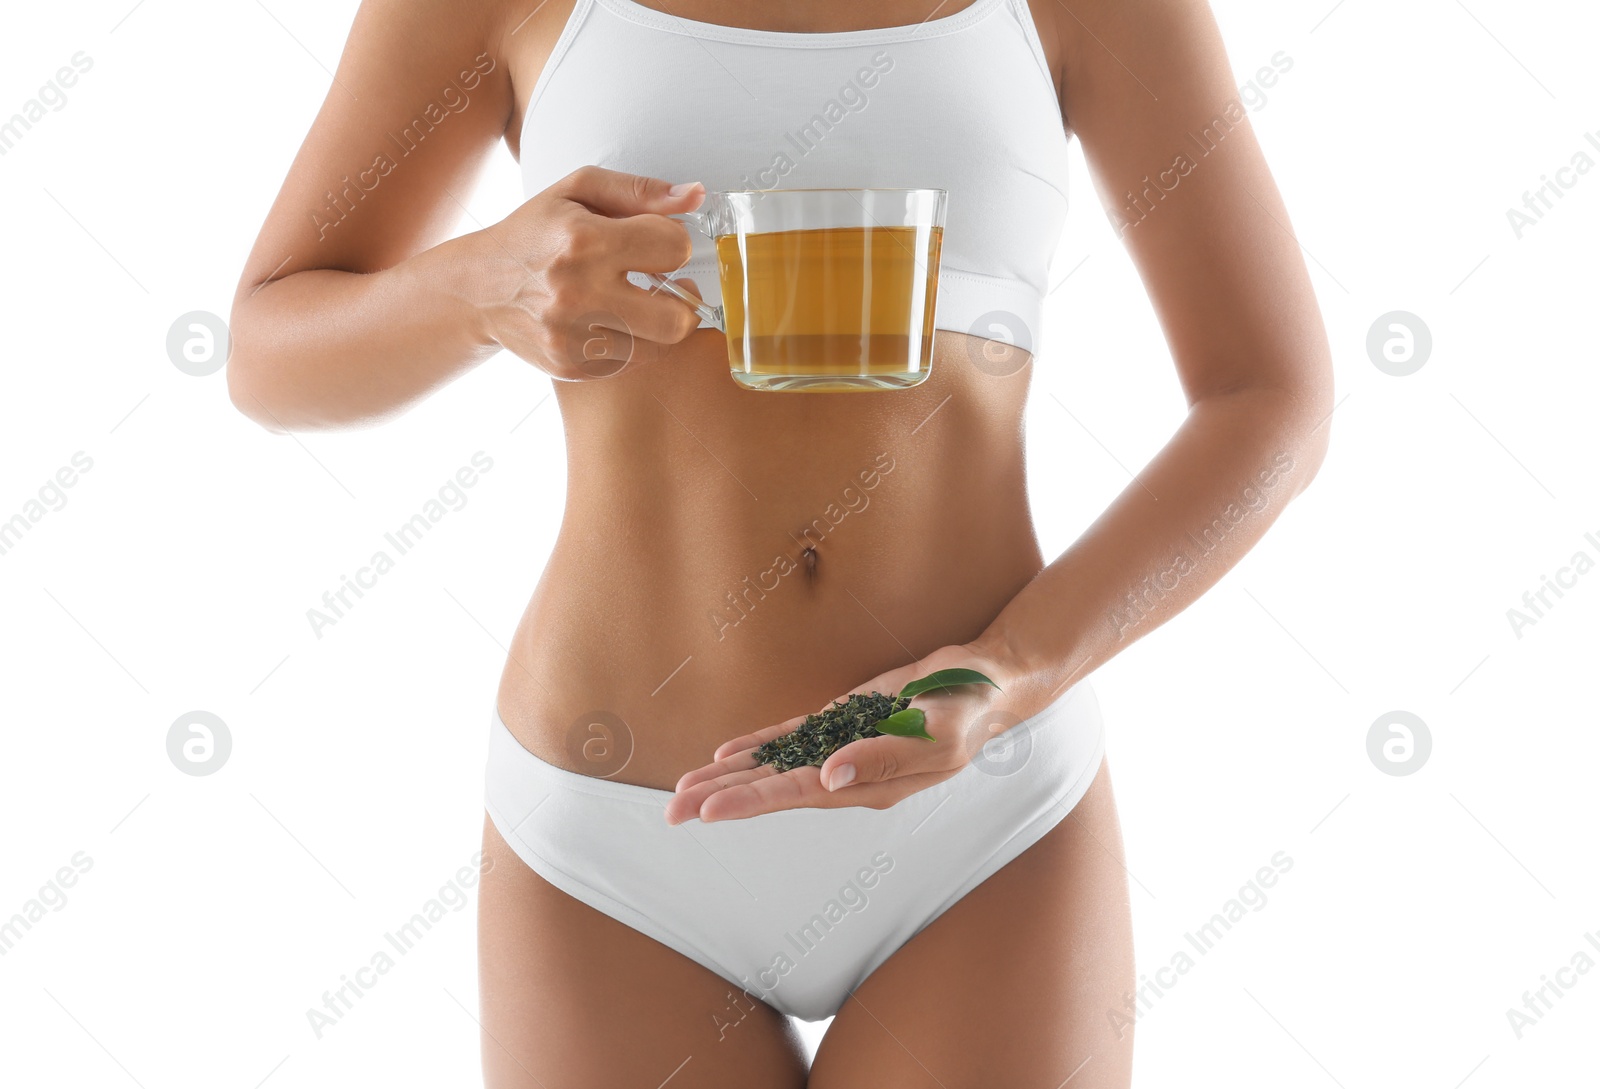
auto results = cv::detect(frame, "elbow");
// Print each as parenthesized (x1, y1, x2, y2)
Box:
(225, 296, 284, 433)
(225, 352, 288, 434)
(226, 295, 318, 434)
(1286, 357, 1335, 498)
(1207, 361, 1334, 500)
(1293, 411, 1331, 497)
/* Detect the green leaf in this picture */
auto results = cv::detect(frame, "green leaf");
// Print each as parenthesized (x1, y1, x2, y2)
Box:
(898, 667, 1001, 700)
(874, 707, 934, 741)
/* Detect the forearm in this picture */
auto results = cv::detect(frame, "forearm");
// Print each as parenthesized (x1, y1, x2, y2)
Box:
(972, 384, 1330, 709)
(226, 231, 498, 432)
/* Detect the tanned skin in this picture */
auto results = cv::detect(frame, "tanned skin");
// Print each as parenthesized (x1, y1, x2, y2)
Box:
(229, 0, 1332, 1084)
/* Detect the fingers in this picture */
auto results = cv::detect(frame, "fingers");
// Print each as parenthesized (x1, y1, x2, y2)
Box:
(697, 766, 820, 823)
(598, 211, 700, 275)
(818, 730, 964, 793)
(665, 747, 965, 825)
(663, 764, 774, 826)
(672, 742, 762, 795)
(664, 710, 812, 823)
(695, 766, 959, 823)
(711, 713, 809, 763)
(556, 164, 703, 219)
(593, 276, 706, 348)
(486, 167, 711, 380)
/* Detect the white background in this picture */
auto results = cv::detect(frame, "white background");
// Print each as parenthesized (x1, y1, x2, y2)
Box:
(2, 0, 1596, 1085)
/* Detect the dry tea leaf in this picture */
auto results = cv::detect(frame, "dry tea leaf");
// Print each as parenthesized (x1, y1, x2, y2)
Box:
(752, 668, 998, 772)
(754, 692, 910, 773)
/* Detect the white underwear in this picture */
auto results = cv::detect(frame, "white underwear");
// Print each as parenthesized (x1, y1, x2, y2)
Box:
(484, 680, 1107, 1022)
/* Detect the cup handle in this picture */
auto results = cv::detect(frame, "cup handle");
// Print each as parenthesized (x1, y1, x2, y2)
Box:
(634, 208, 724, 332)
(639, 272, 724, 331)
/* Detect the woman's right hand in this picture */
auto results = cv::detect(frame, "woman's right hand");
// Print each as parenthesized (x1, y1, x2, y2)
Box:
(228, 0, 715, 432)
(474, 165, 710, 381)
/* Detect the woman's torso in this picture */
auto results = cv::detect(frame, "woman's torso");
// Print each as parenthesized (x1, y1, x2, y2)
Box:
(493, 0, 1069, 789)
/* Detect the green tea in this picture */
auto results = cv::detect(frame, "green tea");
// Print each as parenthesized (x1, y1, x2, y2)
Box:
(717, 225, 942, 392)
(754, 691, 912, 772)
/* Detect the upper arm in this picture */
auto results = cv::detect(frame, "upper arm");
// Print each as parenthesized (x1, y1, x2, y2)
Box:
(232, 0, 515, 300)
(1050, 0, 1332, 412)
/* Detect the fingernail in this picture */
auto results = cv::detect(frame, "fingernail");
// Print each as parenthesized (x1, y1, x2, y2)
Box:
(669, 181, 702, 197)
(827, 764, 856, 791)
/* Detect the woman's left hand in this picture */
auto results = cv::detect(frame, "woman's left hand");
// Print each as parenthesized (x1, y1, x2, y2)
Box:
(663, 643, 1041, 825)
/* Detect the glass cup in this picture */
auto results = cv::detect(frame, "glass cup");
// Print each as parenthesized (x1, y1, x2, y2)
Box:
(638, 188, 948, 392)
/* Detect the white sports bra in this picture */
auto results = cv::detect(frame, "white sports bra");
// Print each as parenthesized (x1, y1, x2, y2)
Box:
(519, 0, 1072, 351)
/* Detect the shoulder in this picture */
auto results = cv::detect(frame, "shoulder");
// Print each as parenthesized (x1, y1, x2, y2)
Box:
(1036, 0, 1219, 81)
(337, 0, 527, 99)
(341, 0, 585, 156)
(348, 0, 510, 34)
